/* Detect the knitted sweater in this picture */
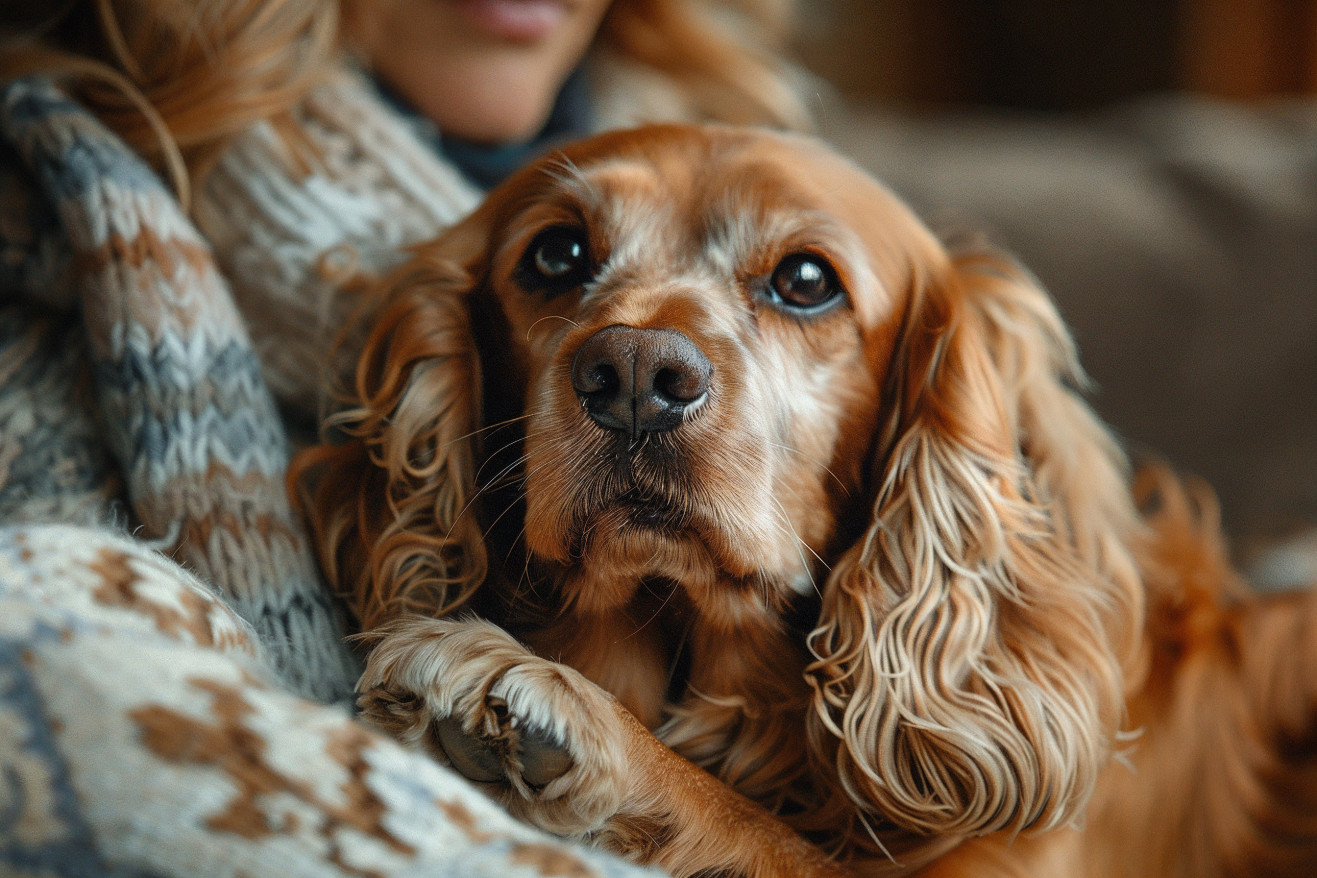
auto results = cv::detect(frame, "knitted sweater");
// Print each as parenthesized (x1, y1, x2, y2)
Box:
(194, 71, 484, 421)
(1, 70, 488, 705)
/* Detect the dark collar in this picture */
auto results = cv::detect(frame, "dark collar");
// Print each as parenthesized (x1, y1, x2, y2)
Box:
(371, 65, 593, 191)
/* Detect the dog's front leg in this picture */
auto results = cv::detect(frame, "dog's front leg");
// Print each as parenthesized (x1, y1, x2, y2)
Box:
(356, 616, 846, 877)
(598, 703, 849, 878)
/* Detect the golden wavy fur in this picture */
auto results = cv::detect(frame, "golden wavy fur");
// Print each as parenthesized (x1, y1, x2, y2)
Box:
(295, 125, 1317, 877)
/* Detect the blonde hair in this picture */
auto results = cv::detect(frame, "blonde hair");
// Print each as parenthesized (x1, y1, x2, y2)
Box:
(1, 0, 806, 203)
(1, 0, 337, 204)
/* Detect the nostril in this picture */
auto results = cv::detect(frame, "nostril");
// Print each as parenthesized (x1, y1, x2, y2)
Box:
(580, 363, 619, 397)
(571, 333, 630, 432)
(653, 367, 682, 402)
(654, 366, 707, 404)
(579, 365, 621, 422)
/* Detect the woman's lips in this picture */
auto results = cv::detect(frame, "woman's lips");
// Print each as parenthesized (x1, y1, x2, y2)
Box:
(449, 0, 572, 43)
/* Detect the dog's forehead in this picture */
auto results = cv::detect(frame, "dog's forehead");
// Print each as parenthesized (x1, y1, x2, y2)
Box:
(552, 128, 863, 219)
(547, 130, 911, 250)
(529, 128, 917, 323)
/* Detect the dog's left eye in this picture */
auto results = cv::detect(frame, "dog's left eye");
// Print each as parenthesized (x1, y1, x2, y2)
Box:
(767, 254, 844, 313)
(518, 226, 592, 294)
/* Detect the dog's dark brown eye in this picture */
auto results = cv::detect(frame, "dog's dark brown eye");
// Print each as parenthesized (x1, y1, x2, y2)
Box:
(768, 253, 843, 313)
(518, 226, 592, 295)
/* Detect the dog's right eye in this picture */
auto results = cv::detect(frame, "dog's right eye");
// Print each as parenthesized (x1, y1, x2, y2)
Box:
(517, 226, 592, 295)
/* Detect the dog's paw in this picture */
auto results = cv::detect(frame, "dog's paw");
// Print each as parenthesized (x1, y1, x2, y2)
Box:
(357, 617, 630, 835)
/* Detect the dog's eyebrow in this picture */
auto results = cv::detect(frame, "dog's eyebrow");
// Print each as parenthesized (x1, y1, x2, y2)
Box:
(539, 155, 674, 211)
(701, 203, 846, 262)
(538, 154, 599, 202)
(698, 202, 891, 321)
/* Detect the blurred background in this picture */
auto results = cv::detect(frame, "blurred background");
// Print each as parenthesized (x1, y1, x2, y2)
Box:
(791, 0, 1317, 580)
(797, 0, 1317, 109)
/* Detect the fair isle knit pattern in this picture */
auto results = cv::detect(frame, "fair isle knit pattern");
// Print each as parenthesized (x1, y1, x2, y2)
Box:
(0, 76, 358, 703)
(0, 524, 658, 878)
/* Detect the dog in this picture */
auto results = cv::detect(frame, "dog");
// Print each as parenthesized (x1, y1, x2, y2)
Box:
(295, 124, 1317, 877)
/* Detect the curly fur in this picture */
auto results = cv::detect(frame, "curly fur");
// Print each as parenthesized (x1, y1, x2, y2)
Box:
(293, 258, 487, 631)
(806, 252, 1143, 841)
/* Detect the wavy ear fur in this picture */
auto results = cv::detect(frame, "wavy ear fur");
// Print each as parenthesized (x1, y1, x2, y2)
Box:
(292, 249, 487, 631)
(807, 251, 1145, 840)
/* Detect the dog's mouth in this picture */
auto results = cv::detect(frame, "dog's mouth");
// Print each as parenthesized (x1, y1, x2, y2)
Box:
(523, 422, 816, 607)
(540, 463, 712, 563)
(608, 487, 690, 533)
(570, 482, 697, 542)
(556, 433, 704, 535)
(521, 385, 770, 580)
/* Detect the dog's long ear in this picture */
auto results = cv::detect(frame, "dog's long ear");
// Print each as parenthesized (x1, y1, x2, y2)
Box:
(807, 251, 1145, 840)
(292, 237, 488, 632)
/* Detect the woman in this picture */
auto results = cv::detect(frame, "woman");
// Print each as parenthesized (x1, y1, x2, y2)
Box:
(0, 2, 806, 873)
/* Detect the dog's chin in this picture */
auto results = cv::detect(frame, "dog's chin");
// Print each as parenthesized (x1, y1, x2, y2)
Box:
(525, 482, 813, 625)
(566, 490, 704, 564)
(600, 490, 692, 536)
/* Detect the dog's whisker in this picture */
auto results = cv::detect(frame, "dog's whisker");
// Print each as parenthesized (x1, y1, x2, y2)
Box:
(507, 521, 533, 571)
(526, 313, 581, 343)
(482, 486, 529, 543)
(664, 616, 695, 691)
(439, 451, 537, 557)
(480, 460, 560, 541)
(500, 524, 540, 615)
(764, 492, 828, 597)
(471, 433, 535, 487)
(472, 425, 556, 493)
(453, 413, 534, 448)
(623, 575, 680, 641)
(476, 452, 533, 497)
(767, 440, 848, 495)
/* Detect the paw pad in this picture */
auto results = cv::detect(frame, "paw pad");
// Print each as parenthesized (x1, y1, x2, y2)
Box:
(434, 697, 574, 796)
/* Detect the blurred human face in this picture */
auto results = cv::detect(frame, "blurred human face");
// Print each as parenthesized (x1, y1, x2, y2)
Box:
(351, 0, 614, 144)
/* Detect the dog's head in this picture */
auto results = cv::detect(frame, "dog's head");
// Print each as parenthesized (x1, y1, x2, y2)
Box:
(476, 126, 932, 628)
(299, 125, 1145, 842)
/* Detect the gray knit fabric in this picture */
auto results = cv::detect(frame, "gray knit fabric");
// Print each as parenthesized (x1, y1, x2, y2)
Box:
(0, 76, 362, 702)
(0, 304, 121, 529)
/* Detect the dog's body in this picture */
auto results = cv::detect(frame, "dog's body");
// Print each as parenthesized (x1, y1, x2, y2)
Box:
(297, 125, 1317, 877)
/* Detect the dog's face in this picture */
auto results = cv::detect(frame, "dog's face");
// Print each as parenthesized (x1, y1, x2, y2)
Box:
(309, 124, 1144, 844)
(463, 126, 942, 625)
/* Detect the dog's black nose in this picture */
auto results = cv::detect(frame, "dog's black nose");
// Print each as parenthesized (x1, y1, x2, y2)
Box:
(571, 325, 712, 436)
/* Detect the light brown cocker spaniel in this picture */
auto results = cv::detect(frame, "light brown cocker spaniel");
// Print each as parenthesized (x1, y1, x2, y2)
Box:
(295, 124, 1317, 877)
